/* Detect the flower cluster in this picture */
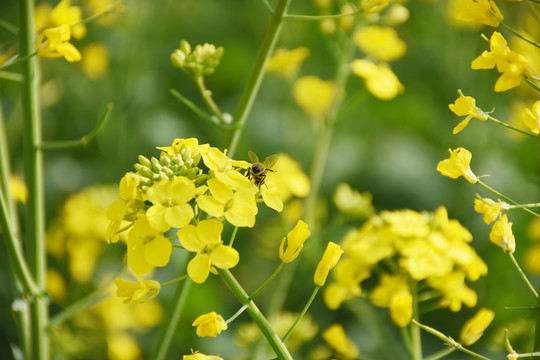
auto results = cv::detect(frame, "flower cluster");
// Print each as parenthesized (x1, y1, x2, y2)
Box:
(171, 40, 224, 77)
(107, 138, 307, 287)
(324, 207, 487, 327)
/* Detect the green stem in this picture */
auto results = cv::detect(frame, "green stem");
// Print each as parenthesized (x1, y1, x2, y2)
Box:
(149, 277, 192, 360)
(160, 274, 188, 287)
(508, 202, 540, 209)
(476, 180, 540, 217)
(424, 347, 457, 360)
(20, 0, 49, 358)
(412, 320, 491, 360)
(170, 88, 222, 128)
(486, 114, 540, 139)
(284, 9, 362, 20)
(226, 305, 248, 324)
(49, 289, 109, 327)
(222, 0, 291, 157)
(500, 22, 540, 49)
(0, 70, 24, 82)
(281, 286, 319, 343)
(218, 268, 293, 360)
(410, 281, 422, 360)
(196, 76, 228, 124)
(526, 78, 540, 93)
(249, 262, 285, 300)
(508, 252, 538, 298)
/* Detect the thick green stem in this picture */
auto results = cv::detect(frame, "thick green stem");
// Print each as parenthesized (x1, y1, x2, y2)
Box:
(222, 0, 291, 157)
(534, 283, 540, 360)
(410, 281, 423, 360)
(218, 269, 293, 360)
(20, 0, 49, 358)
(149, 278, 192, 360)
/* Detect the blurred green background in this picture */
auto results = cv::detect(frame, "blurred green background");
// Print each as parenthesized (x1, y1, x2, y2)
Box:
(1, 0, 539, 359)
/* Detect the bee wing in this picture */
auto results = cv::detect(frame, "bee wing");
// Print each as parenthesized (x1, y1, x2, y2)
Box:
(262, 154, 278, 169)
(248, 150, 259, 164)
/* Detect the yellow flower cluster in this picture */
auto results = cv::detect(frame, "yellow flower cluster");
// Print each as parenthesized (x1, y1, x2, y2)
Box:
(324, 207, 487, 327)
(107, 138, 308, 289)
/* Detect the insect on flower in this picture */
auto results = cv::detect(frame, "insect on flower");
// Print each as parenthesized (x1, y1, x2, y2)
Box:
(245, 150, 277, 190)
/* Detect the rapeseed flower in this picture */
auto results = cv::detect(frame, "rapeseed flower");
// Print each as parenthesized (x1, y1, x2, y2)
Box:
(448, 89, 488, 134)
(279, 220, 310, 263)
(333, 182, 374, 219)
(522, 101, 540, 134)
(36, 25, 81, 62)
(115, 276, 161, 304)
(266, 47, 310, 78)
(177, 219, 239, 283)
(474, 196, 509, 224)
(183, 353, 223, 360)
(314, 242, 343, 286)
(459, 308, 495, 345)
(127, 216, 171, 275)
(10, 175, 28, 203)
(455, 0, 503, 27)
(354, 26, 406, 62)
(322, 324, 360, 359)
(81, 43, 110, 81)
(361, 0, 391, 14)
(437, 147, 478, 184)
(292, 76, 339, 118)
(351, 59, 404, 100)
(490, 215, 515, 252)
(192, 311, 227, 337)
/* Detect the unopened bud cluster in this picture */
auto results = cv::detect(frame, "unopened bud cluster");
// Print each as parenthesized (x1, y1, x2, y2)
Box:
(171, 40, 224, 77)
(133, 148, 206, 191)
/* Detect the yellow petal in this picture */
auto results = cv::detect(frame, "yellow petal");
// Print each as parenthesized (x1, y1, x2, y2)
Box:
(188, 254, 211, 283)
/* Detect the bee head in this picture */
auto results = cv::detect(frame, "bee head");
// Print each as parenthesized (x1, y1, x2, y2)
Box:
(252, 163, 265, 175)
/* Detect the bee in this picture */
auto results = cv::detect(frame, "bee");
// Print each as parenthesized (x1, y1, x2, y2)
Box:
(246, 150, 277, 190)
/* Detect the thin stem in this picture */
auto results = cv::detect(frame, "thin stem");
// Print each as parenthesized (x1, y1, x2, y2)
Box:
(477, 180, 540, 217)
(0, 70, 24, 82)
(0, 51, 37, 70)
(526, 78, 540, 93)
(412, 320, 491, 360)
(249, 262, 285, 300)
(284, 9, 362, 20)
(486, 114, 540, 139)
(222, 0, 292, 157)
(226, 305, 248, 324)
(49, 289, 110, 327)
(40, 103, 113, 149)
(228, 226, 239, 247)
(196, 76, 228, 124)
(508, 202, 540, 209)
(160, 274, 188, 287)
(500, 22, 540, 49)
(20, 0, 49, 357)
(218, 268, 293, 360)
(508, 252, 538, 298)
(149, 277, 193, 360)
(410, 281, 422, 360)
(424, 347, 457, 360)
(281, 286, 319, 343)
(170, 88, 224, 128)
(0, 17, 18, 35)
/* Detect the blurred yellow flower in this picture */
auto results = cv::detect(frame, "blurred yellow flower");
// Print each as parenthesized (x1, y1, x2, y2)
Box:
(390, 291, 413, 327)
(437, 147, 478, 184)
(86, 0, 123, 27)
(127, 216, 172, 275)
(183, 353, 223, 360)
(266, 47, 310, 78)
(145, 177, 196, 232)
(49, 0, 86, 39)
(455, 0, 503, 27)
(314, 242, 343, 286)
(321, 324, 359, 359)
(489, 215, 515, 253)
(351, 59, 403, 100)
(524, 244, 540, 274)
(265, 153, 310, 202)
(474, 196, 509, 224)
(46, 268, 67, 303)
(115, 276, 161, 304)
(472, 32, 532, 92)
(36, 24, 81, 62)
(177, 219, 239, 284)
(10, 175, 28, 203)
(522, 101, 540, 134)
(292, 76, 339, 118)
(333, 182, 374, 218)
(361, 0, 391, 14)
(279, 220, 310, 263)
(429, 271, 478, 311)
(192, 311, 227, 337)
(459, 308, 495, 346)
(107, 333, 141, 360)
(82, 43, 110, 81)
(354, 26, 406, 62)
(448, 89, 488, 134)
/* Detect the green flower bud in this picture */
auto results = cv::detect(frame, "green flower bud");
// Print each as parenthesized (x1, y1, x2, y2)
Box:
(134, 163, 154, 179)
(151, 157, 163, 172)
(180, 40, 191, 55)
(138, 155, 152, 168)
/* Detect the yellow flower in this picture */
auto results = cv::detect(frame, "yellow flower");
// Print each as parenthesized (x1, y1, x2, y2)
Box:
(10, 175, 28, 204)
(82, 43, 110, 81)
(429, 271, 477, 311)
(448, 89, 488, 134)
(361, 0, 391, 14)
(490, 215, 515, 253)
(292, 76, 340, 118)
(107, 333, 141, 360)
(524, 244, 540, 274)
(192, 311, 228, 337)
(370, 273, 409, 307)
(474, 196, 509, 224)
(455, 0, 503, 27)
(390, 291, 413, 327)
(197, 177, 258, 227)
(36, 24, 81, 62)
(106, 174, 142, 243)
(333, 182, 374, 218)
(459, 308, 495, 345)
(436, 147, 478, 184)
(145, 177, 196, 232)
(279, 220, 311, 263)
(177, 219, 239, 284)
(46, 268, 67, 303)
(522, 101, 540, 134)
(49, 0, 86, 39)
(266, 47, 310, 78)
(314, 242, 343, 286)
(127, 217, 172, 275)
(354, 26, 406, 62)
(472, 32, 532, 92)
(115, 276, 161, 304)
(183, 353, 223, 360)
(351, 59, 404, 100)
(264, 153, 310, 202)
(321, 324, 360, 359)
